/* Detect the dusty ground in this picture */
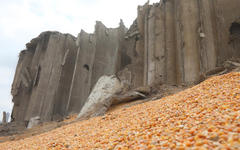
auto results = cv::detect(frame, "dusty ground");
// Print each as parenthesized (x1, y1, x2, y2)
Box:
(0, 72, 239, 149)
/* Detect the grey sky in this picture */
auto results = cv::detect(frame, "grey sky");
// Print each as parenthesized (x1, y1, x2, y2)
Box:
(0, 0, 159, 120)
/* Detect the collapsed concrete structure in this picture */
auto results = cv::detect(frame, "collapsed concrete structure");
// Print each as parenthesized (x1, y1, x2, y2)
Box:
(124, 0, 240, 87)
(10, 0, 240, 124)
(11, 32, 77, 122)
(66, 21, 128, 114)
(11, 22, 128, 123)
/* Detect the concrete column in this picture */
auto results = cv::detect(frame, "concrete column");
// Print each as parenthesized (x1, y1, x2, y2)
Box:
(174, 0, 185, 84)
(155, 4, 167, 84)
(67, 31, 96, 114)
(11, 50, 34, 122)
(165, 0, 177, 85)
(179, 0, 201, 84)
(143, 6, 150, 86)
(2, 112, 6, 124)
(147, 6, 156, 85)
(199, 0, 217, 72)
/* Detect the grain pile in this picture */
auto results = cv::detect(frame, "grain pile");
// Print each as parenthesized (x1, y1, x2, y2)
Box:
(0, 72, 240, 149)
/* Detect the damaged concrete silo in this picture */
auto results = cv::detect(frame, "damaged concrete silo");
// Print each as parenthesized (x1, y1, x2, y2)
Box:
(123, 0, 240, 87)
(11, 32, 78, 123)
(10, 0, 240, 125)
(66, 21, 128, 114)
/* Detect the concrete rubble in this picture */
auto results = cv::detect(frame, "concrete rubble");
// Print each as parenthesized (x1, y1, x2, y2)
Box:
(9, 0, 240, 127)
(77, 75, 123, 120)
(2, 112, 7, 124)
(27, 116, 41, 129)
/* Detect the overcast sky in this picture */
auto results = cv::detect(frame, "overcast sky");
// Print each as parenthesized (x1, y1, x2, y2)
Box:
(0, 0, 159, 121)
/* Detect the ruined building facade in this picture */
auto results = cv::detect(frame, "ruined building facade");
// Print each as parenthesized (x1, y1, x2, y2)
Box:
(11, 22, 128, 122)
(125, 0, 240, 87)
(11, 0, 240, 123)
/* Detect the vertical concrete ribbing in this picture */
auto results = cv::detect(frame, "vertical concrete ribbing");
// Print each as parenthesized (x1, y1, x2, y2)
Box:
(179, 0, 201, 84)
(165, 0, 177, 85)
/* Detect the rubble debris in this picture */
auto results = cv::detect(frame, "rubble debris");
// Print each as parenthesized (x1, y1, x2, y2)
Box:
(27, 116, 40, 129)
(77, 75, 123, 120)
(111, 86, 151, 105)
(202, 60, 240, 80)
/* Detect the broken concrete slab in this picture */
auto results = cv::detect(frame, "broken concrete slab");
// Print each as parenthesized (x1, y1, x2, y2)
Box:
(110, 91, 148, 106)
(77, 75, 123, 120)
(27, 116, 40, 129)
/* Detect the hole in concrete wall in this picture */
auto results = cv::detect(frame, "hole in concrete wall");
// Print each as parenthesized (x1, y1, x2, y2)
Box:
(229, 22, 240, 57)
(135, 35, 140, 41)
(83, 64, 89, 71)
(121, 52, 132, 69)
(230, 22, 240, 35)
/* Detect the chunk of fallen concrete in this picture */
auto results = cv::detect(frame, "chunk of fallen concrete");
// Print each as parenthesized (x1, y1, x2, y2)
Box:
(111, 86, 151, 105)
(77, 75, 123, 120)
(27, 116, 40, 129)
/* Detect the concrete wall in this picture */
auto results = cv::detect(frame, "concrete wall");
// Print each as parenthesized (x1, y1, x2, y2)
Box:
(213, 0, 240, 63)
(126, 0, 240, 86)
(66, 30, 96, 114)
(67, 21, 128, 115)
(11, 49, 35, 122)
(11, 21, 128, 123)
(11, 32, 77, 122)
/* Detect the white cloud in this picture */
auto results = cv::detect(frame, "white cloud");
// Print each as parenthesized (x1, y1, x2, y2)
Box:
(0, 0, 160, 118)
(0, 0, 160, 37)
